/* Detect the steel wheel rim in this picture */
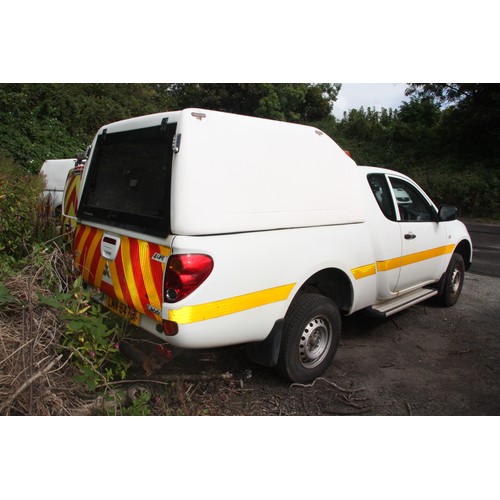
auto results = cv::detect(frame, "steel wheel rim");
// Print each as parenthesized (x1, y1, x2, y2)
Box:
(298, 314, 333, 369)
(450, 265, 462, 295)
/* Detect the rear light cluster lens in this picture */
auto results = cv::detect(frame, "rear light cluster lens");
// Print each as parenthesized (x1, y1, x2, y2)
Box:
(164, 254, 214, 303)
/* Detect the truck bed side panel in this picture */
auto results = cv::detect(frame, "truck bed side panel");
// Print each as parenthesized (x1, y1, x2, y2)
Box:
(163, 224, 377, 348)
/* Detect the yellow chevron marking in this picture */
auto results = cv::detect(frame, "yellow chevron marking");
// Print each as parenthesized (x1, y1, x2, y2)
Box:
(75, 225, 91, 257)
(119, 237, 143, 314)
(82, 230, 102, 282)
(138, 240, 163, 321)
(108, 260, 125, 305)
(94, 257, 105, 290)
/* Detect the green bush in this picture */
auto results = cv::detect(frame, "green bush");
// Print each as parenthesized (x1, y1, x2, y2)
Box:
(0, 155, 57, 261)
(40, 275, 131, 391)
(411, 167, 500, 218)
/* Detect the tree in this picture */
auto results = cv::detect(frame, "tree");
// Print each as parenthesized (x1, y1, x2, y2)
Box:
(393, 97, 442, 159)
(406, 84, 500, 168)
(406, 83, 486, 105)
(0, 83, 341, 172)
(0, 84, 176, 172)
(168, 83, 341, 123)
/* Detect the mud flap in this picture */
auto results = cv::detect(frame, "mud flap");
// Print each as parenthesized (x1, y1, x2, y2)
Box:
(245, 319, 284, 368)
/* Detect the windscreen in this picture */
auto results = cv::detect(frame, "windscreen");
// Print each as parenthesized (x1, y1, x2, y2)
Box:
(78, 123, 176, 237)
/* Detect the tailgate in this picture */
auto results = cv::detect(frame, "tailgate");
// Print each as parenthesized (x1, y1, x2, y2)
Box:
(73, 223, 170, 322)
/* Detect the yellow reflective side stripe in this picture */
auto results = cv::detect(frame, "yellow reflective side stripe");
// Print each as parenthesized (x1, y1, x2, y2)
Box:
(351, 263, 377, 280)
(376, 256, 401, 272)
(169, 283, 295, 325)
(401, 244, 455, 267)
(168, 245, 456, 323)
(353, 244, 456, 280)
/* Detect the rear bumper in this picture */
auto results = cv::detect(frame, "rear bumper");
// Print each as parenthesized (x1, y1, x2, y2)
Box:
(90, 287, 287, 349)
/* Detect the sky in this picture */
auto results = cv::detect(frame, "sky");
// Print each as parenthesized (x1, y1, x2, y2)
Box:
(332, 83, 410, 119)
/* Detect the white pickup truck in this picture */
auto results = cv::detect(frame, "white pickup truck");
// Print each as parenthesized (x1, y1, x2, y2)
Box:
(39, 158, 76, 214)
(68, 108, 473, 383)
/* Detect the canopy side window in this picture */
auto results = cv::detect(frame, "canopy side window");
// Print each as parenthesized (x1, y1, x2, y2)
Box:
(367, 173, 397, 221)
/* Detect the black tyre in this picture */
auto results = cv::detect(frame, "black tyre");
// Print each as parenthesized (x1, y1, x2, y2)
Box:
(276, 293, 341, 383)
(436, 253, 465, 307)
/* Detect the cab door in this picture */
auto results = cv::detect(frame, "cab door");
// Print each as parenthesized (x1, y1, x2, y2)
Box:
(367, 173, 402, 295)
(388, 176, 449, 292)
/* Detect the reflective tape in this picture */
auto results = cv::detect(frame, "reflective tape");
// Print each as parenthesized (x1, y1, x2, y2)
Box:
(351, 263, 377, 280)
(74, 224, 171, 321)
(352, 244, 456, 280)
(61, 169, 82, 248)
(168, 283, 296, 324)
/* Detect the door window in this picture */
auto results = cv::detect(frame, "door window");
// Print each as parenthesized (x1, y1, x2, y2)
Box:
(388, 177, 435, 222)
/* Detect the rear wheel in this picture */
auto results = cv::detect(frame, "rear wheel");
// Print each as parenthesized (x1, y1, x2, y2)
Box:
(276, 293, 341, 383)
(436, 253, 465, 307)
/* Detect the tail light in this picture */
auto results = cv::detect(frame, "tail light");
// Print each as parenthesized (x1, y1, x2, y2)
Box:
(162, 319, 179, 336)
(164, 254, 214, 303)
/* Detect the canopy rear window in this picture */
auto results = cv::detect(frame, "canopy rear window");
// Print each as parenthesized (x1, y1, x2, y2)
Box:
(78, 123, 176, 237)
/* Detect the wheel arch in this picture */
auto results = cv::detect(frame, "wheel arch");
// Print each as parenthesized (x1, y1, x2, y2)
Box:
(454, 239, 472, 270)
(245, 267, 353, 369)
(296, 267, 354, 315)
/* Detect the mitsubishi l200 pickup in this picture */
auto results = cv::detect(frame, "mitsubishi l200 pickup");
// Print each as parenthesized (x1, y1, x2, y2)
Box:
(64, 108, 473, 383)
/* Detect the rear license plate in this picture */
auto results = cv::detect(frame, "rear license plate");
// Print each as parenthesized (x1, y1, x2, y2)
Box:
(105, 296, 140, 326)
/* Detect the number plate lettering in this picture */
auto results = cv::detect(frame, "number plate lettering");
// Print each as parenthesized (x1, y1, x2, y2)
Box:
(105, 296, 140, 325)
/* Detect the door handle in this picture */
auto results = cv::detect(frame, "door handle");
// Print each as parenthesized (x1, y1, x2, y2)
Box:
(404, 232, 416, 240)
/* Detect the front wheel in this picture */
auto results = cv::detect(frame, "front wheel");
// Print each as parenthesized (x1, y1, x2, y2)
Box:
(436, 253, 465, 307)
(276, 293, 341, 383)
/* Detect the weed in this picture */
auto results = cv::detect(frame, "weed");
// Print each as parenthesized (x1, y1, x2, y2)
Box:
(40, 275, 131, 391)
(0, 155, 59, 263)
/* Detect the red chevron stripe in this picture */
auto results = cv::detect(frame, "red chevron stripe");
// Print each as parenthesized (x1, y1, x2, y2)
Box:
(128, 238, 150, 317)
(149, 243, 164, 301)
(100, 280, 117, 300)
(113, 243, 134, 308)
(64, 179, 77, 214)
(88, 232, 104, 284)
(80, 227, 98, 272)
(73, 224, 86, 255)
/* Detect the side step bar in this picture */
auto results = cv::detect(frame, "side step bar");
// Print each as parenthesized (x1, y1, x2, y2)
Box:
(365, 288, 438, 318)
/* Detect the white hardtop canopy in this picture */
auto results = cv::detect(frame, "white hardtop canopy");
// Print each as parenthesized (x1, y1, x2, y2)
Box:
(88, 109, 366, 235)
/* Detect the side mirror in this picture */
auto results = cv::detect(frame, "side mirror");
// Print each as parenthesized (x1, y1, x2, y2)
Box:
(438, 204, 458, 222)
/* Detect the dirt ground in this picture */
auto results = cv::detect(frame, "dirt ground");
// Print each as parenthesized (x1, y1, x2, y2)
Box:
(127, 271, 500, 416)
